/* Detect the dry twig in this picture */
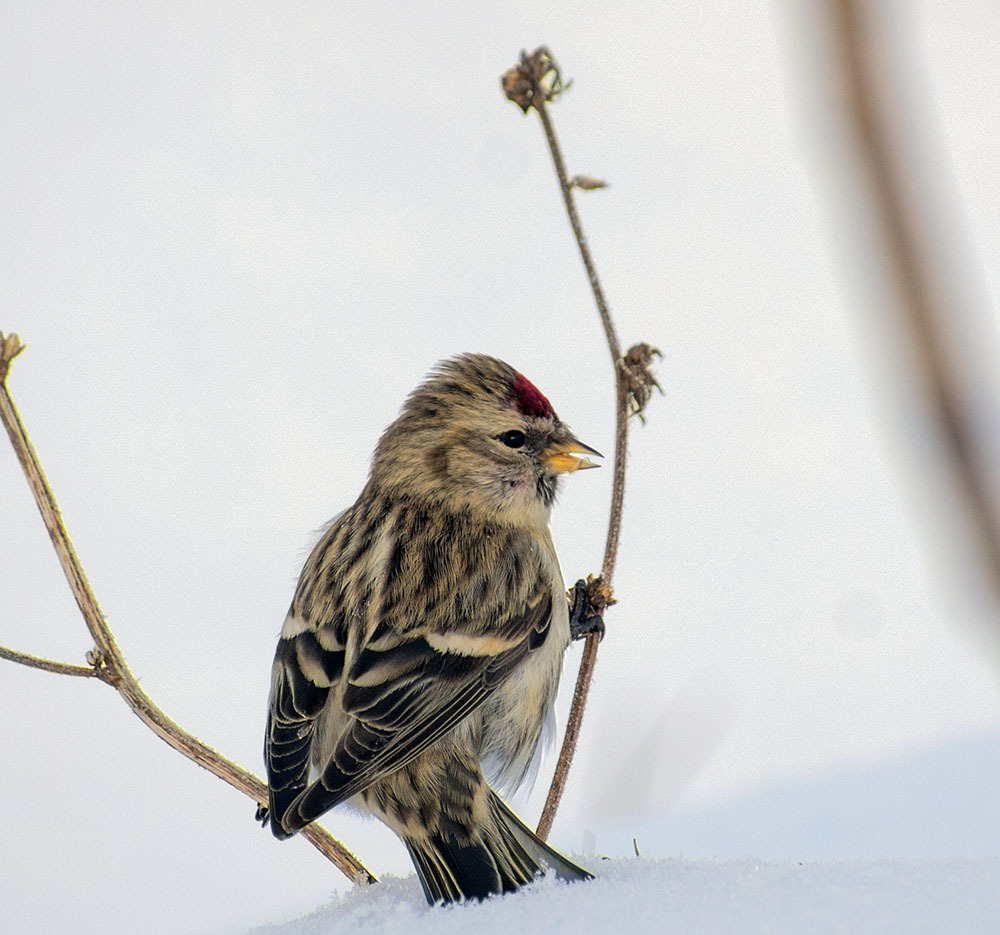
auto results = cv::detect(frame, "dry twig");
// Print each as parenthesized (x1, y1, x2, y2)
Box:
(0, 332, 375, 886)
(502, 48, 660, 839)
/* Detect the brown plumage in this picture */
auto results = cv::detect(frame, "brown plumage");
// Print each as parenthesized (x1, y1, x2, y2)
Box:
(262, 354, 599, 903)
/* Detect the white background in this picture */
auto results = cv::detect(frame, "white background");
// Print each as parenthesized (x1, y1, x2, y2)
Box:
(2, 2, 999, 933)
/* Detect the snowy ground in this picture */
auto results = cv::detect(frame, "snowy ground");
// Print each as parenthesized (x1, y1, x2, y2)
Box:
(247, 732, 1000, 935)
(249, 857, 1000, 935)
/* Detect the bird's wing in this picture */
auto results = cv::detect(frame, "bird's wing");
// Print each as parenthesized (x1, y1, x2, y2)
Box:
(276, 579, 553, 836)
(264, 618, 347, 838)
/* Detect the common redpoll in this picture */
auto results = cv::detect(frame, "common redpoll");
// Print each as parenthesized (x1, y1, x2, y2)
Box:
(261, 353, 603, 903)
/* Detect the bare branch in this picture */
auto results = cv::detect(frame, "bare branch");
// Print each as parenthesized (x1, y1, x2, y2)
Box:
(0, 643, 106, 679)
(502, 49, 659, 839)
(0, 333, 375, 886)
(504, 48, 622, 368)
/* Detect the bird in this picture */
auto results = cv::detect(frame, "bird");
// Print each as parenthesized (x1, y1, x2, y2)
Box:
(261, 352, 603, 904)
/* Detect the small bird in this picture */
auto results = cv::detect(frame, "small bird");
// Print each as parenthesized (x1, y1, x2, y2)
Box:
(261, 353, 603, 903)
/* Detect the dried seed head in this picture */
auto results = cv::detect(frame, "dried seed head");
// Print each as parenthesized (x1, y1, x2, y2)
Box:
(621, 343, 663, 422)
(501, 46, 569, 113)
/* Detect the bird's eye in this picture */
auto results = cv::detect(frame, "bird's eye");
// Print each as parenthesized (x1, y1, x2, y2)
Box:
(499, 430, 526, 449)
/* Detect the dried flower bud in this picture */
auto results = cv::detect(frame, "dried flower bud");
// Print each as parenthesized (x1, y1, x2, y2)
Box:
(570, 175, 608, 191)
(501, 66, 535, 112)
(0, 332, 25, 382)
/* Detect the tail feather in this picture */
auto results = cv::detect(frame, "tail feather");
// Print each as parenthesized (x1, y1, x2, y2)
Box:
(406, 835, 504, 904)
(486, 791, 594, 887)
(405, 789, 593, 904)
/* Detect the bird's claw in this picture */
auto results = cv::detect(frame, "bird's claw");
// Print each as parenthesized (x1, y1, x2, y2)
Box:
(255, 804, 270, 827)
(568, 579, 605, 641)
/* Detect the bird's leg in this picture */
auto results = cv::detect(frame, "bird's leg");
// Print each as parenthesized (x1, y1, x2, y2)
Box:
(568, 579, 605, 641)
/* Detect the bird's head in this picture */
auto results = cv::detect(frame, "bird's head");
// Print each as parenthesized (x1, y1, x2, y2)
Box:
(370, 354, 600, 527)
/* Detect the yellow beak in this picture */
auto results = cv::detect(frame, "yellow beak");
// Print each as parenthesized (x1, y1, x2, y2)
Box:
(542, 438, 603, 474)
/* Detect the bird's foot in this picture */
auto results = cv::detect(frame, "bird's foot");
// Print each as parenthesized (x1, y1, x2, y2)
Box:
(568, 579, 605, 641)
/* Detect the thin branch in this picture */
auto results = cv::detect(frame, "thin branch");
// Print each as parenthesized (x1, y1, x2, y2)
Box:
(826, 3, 1000, 597)
(529, 68, 622, 368)
(0, 644, 107, 679)
(502, 49, 659, 840)
(527, 68, 632, 588)
(0, 332, 375, 886)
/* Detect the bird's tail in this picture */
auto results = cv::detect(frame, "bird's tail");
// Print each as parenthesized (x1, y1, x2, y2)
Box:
(404, 788, 593, 905)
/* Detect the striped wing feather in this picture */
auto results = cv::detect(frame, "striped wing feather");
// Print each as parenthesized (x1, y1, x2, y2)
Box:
(265, 584, 552, 836)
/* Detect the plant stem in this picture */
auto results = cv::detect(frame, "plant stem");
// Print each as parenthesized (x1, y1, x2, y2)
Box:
(502, 49, 634, 841)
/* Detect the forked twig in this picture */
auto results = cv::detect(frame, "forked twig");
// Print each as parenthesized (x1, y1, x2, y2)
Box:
(0, 332, 375, 886)
(502, 48, 660, 839)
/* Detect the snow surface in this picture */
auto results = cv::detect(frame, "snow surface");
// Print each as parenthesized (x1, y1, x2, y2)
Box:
(249, 857, 1000, 935)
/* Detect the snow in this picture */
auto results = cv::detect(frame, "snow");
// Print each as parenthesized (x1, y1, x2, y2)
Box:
(249, 858, 1000, 935)
(245, 731, 1000, 935)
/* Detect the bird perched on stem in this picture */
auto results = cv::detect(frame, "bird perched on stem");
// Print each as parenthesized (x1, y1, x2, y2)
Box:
(261, 353, 602, 903)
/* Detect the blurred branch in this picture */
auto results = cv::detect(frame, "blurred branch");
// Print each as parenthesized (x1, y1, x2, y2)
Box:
(502, 48, 660, 840)
(827, 2, 1000, 598)
(0, 332, 375, 886)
